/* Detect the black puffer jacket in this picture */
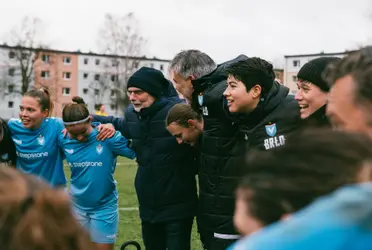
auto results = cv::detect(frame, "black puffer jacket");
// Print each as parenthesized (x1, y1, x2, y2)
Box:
(301, 104, 330, 129)
(93, 87, 198, 223)
(0, 118, 16, 165)
(191, 55, 248, 244)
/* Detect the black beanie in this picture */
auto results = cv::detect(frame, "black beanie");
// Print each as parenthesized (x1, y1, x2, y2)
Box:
(297, 57, 341, 92)
(127, 67, 169, 98)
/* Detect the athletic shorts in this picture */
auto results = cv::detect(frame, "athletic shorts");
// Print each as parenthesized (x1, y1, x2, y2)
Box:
(73, 201, 119, 244)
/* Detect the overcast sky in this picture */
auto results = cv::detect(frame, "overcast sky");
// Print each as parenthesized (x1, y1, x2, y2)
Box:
(0, 0, 371, 67)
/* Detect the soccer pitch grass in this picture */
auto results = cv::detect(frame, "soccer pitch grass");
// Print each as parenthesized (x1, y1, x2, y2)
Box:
(64, 157, 203, 250)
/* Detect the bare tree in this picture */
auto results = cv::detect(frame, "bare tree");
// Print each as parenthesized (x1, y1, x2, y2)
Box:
(88, 72, 112, 111)
(97, 13, 146, 115)
(0, 17, 46, 96)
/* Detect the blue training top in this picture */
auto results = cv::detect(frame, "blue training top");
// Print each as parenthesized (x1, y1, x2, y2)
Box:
(8, 117, 67, 187)
(58, 129, 136, 211)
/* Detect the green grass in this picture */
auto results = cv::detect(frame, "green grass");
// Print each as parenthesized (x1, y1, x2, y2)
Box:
(64, 157, 203, 250)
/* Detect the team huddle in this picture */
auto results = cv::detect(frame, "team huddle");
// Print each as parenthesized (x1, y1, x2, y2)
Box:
(1, 46, 372, 250)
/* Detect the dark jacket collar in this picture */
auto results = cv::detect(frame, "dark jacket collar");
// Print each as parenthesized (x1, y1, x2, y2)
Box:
(302, 104, 330, 128)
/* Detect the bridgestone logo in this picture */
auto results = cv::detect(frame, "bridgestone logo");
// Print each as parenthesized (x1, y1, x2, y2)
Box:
(16, 151, 48, 159)
(70, 162, 103, 168)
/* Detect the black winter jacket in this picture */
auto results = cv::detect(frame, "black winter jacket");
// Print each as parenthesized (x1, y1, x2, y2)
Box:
(93, 95, 198, 223)
(191, 55, 248, 241)
(0, 118, 16, 165)
(301, 105, 330, 129)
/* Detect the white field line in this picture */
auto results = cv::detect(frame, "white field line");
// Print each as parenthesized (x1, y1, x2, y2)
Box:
(119, 207, 139, 211)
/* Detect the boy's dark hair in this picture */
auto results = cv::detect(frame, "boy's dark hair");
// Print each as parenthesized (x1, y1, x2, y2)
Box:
(62, 96, 90, 123)
(238, 129, 372, 226)
(225, 57, 275, 96)
(324, 46, 372, 106)
(166, 103, 203, 127)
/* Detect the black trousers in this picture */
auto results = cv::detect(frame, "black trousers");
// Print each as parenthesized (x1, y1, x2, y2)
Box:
(141, 218, 194, 250)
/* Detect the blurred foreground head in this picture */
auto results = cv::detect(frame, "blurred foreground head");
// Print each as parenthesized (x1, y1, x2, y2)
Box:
(325, 46, 372, 137)
(234, 129, 372, 236)
(0, 165, 94, 250)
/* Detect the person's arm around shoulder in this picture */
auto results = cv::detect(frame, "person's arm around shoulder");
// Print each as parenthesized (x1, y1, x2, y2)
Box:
(106, 131, 136, 160)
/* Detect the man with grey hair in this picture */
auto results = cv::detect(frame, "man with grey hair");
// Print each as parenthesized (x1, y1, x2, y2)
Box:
(169, 50, 248, 250)
(325, 46, 372, 138)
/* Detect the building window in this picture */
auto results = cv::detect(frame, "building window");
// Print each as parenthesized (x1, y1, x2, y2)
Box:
(84, 58, 89, 65)
(110, 89, 116, 97)
(42, 55, 50, 63)
(41, 71, 50, 79)
(94, 74, 100, 81)
(63, 72, 71, 80)
(110, 104, 117, 110)
(111, 75, 117, 82)
(83, 88, 88, 94)
(160, 64, 164, 71)
(132, 61, 139, 68)
(63, 56, 71, 64)
(8, 68, 15, 76)
(293, 60, 300, 67)
(8, 85, 14, 93)
(8, 51, 15, 59)
(94, 89, 100, 98)
(292, 75, 298, 82)
(21, 53, 28, 60)
(62, 88, 70, 96)
(112, 59, 119, 67)
(8, 101, 14, 108)
(95, 59, 100, 65)
(83, 73, 88, 79)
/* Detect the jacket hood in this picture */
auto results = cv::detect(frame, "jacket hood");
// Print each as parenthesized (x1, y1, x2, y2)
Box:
(192, 54, 249, 94)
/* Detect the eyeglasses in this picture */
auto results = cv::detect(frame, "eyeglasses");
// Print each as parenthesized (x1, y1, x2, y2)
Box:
(127, 90, 145, 96)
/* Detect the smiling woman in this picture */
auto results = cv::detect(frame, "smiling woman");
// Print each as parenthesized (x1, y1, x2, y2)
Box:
(7, 87, 67, 187)
(295, 57, 341, 127)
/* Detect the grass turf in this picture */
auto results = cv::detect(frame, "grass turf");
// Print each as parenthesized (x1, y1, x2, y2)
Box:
(64, 157, 203, 250)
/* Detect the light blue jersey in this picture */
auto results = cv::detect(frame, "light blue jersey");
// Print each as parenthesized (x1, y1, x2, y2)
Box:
(227, 183, 372, 250)
(58, 129, 136, 211)
(8, 118, 66, 187)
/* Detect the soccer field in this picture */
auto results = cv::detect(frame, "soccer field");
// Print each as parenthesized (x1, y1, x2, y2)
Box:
(65, 157, 203, 250)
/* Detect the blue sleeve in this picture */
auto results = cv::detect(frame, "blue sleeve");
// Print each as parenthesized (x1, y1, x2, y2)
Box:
(92, 115, 130, 138)
(106, 131, 136, 160)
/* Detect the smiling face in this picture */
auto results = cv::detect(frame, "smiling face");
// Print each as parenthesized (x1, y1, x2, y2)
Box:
(223, 75, 261, 114)
(19, 96, 49, 129)
(295, 80, 328, 119)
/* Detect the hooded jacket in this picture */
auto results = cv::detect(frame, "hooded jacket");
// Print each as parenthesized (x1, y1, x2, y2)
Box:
(93, 80, 198, 223)
(301, 104, 330, 129)
(190, 55, 250, 244)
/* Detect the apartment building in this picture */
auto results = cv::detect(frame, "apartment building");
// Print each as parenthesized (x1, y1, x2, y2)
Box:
(283, 51, 350, 93)
(33, 49, 79, 117)
(274, 69, 284, 84)
(0, 46, 34, 118)
(78, 52, 169, 115)
(0, 44, 170, 118)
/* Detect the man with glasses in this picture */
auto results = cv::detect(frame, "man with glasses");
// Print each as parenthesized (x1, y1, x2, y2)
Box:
(93, 67, 198, 250)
